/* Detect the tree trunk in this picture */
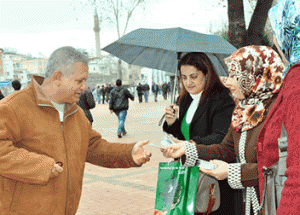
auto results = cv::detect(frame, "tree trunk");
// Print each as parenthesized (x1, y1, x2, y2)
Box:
(244, 0, 273, 46)
(227, 0, 246, 48)
(118, 59, 122, 80)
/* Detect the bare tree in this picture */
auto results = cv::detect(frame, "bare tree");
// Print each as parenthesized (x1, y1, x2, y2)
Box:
(215, 0, 274, 48)
(103, 0, 148, 80)
(229, 0, 273, 48)
(75, 0, 147, 80)
(227, 0, 247, 48)
(243, 0, 273, 46)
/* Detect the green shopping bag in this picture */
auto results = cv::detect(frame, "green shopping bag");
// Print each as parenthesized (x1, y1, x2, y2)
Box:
(154, 162, 199, 215)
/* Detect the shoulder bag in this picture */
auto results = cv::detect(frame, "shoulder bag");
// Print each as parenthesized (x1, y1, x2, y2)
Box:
(258, 124, 288, 215)
(195, 169, 220, 214)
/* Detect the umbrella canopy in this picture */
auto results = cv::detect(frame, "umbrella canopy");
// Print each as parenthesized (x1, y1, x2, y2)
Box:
(102, 27, 237, 76)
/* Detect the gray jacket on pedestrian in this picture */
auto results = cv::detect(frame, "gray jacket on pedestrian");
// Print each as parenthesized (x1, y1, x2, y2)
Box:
(109, 86, 134, 113)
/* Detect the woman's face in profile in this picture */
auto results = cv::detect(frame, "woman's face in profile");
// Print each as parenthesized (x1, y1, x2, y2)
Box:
(180, 65, 206, 95)
(226, 73, 245, 100)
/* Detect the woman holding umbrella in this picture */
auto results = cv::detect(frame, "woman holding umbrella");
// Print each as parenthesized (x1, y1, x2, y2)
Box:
(162, 52, 239, 215)
(161, 46, 285, 215)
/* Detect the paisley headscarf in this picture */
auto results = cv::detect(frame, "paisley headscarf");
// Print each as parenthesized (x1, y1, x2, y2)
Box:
(269, 0, 300, 78)
(224, 46, 285, 132)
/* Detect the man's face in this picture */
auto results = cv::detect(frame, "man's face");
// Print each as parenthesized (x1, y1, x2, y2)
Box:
(59, 62, 88, 104)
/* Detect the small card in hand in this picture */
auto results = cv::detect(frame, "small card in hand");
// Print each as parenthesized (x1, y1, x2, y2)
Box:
(196, 159, 218, 170)
(150, 143, 167, 149)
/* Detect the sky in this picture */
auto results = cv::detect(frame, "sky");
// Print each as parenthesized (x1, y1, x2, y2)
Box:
(0, 0, 253, 58)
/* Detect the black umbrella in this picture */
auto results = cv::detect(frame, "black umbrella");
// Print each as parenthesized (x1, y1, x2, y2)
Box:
(102, 27, 236, 125)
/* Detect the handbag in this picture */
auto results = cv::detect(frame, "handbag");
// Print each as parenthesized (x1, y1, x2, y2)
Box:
(195, 172, 221, 214)
(258, 124, 288, 215)
(154, 162, 199, 215)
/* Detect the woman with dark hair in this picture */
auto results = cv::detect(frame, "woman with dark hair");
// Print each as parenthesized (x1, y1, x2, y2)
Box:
(162, 46, 285, 215)
(162, 52, 239, 215)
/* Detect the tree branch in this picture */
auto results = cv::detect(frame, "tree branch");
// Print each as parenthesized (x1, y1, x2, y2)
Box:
(245, 0, 273, 45)
(227, 0, 246, 48)
(122, 0, 142, 36)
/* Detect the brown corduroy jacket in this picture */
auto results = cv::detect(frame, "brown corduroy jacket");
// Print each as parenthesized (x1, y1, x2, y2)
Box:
(0, 76, 138, 215)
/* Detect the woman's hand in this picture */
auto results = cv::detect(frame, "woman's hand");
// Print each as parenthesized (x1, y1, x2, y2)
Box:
(164, 104, 179, 126)
(200, 160, 229, 180)
(160, 138, 185, 158)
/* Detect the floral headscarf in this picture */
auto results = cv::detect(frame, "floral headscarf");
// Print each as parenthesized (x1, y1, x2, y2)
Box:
(224, 46, 285, 132)
(269, 0, 300, 78)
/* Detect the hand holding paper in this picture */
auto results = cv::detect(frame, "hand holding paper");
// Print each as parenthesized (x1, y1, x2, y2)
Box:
(199, 159, 229, 180)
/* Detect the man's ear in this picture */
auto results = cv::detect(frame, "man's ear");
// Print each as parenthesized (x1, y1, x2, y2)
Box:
(52, 70, 64, 86)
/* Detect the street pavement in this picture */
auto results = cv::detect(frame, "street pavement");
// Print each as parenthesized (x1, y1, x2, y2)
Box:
(76, 94, 171, 215)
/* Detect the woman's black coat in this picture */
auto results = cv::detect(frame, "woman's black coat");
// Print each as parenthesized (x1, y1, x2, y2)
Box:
(163, 89, 242, 215)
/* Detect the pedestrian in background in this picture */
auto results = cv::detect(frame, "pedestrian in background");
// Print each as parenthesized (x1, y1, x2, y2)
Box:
(96, 85, 101, 104)
(136, 83, 144, 103)
(152, 82, 158, 102)
(12, 80, 21, 91)
(143, 81, 150, 103)
(110, 79, 134, 138)
(0, 46, 151, 214)
(100, 85, 106, 104)
(77, 87, 96, 125)
(161, 82, 169, 100)
(92, 87, 97, 102)
(105, 84, 113, 103)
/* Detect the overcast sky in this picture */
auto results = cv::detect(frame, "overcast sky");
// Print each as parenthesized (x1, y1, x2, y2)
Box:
(0, 0, 252, 57)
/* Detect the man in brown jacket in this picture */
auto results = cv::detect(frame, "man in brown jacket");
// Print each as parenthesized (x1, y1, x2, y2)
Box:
(0, 46, 151, 215)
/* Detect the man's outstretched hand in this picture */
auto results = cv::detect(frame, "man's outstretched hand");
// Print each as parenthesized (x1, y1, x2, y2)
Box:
(132, 140, 152, 165)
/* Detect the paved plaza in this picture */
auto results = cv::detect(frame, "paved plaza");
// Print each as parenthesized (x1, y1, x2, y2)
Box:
(76, 94, 171, 215)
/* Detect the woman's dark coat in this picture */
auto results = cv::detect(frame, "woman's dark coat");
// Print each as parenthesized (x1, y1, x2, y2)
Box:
(163, 89, 242, 215)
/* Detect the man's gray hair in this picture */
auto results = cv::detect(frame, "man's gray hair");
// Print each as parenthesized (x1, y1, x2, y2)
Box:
(45, 46, 89, 79)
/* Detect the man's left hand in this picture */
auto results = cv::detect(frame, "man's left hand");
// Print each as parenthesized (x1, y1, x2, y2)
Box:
(132, 140, 152, 165)
(200, 160, 229, 180)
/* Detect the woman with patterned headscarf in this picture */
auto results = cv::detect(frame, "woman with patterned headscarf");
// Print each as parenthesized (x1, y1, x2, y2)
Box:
(257, 0, 300, 214)
(161, 46, 285, 215)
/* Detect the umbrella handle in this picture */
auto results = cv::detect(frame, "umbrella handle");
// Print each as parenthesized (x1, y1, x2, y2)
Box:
(158, 113, 166, 126)
(159, 52, 181, 126)
(158, 108, 176, 126)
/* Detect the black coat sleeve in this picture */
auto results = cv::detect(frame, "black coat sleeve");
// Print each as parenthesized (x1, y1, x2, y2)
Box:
(125, 89, 134, 101)
(86, 91, 96, 109)
(109, 91, 114, 110)
(162, 119, 180, 137)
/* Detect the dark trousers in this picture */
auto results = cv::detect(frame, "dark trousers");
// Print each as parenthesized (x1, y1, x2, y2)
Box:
(154, 91, 158, 102)
(163, 92, 167, 100)
(102, 94, 105, 104)
(138, 93, 143, 103)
